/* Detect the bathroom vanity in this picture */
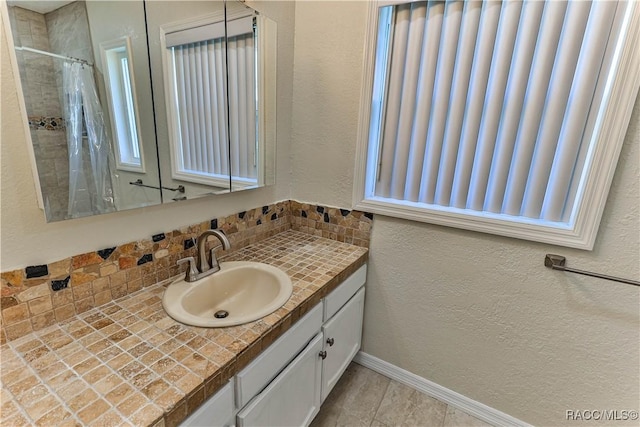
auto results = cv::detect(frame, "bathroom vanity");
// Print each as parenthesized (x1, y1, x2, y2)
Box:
(0, 230, 368, 426)
(183, 265, 366, 426)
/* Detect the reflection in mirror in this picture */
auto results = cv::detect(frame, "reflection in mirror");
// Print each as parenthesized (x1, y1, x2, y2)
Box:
(100, 37, 145, 173)
(226, 1, 277, 192)
(5, 0, 162, 221)
(147, 0, 277, 201)
(86, 0, 164, 210)
(5, 0, 279, 220)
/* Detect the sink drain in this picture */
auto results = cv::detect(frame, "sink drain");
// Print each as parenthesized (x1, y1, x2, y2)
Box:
(214, 310, 229, 319)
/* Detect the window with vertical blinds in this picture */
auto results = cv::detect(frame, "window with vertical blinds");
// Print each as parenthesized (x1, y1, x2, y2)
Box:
(355, 0, 640, 249)
(165, 16, 258, 188)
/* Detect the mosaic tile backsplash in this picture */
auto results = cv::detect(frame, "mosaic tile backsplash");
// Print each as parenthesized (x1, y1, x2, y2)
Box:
(0, 201, 373, 344)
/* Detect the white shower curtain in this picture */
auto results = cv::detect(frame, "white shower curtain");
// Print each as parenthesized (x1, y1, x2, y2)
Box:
(63, 61, 115, 218)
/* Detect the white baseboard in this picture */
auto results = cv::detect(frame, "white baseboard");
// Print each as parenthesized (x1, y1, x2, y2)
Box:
(353, 352, 531, 427)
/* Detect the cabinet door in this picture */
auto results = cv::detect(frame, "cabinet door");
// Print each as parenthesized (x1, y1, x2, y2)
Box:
(181, 380, 235, 427)
(321, 287, 365, 402)
(237, 333, 323, 427)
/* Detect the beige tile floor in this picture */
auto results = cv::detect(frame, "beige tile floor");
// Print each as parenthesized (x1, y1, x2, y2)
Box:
(311, 363, 494, 427)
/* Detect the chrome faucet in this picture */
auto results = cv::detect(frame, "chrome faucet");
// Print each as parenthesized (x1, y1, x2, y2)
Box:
(177, 229, 231, 282)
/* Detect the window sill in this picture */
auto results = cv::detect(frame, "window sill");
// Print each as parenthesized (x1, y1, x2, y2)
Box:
(354, 197, 596, 250)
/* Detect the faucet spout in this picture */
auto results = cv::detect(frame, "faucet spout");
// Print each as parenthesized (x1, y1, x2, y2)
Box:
(196, 229, 231, 274)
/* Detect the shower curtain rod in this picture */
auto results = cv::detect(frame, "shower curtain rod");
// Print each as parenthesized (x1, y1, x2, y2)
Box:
(15, 46, 92, 67)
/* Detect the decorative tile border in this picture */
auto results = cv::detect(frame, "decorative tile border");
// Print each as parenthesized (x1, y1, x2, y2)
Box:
(28, 116, 65, 131)
(290, 201, 373, 248)
(0, 200, 372, 344)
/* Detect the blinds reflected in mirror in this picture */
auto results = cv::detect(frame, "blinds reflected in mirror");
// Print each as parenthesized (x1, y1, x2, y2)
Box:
(172, 39, 230, 180)
(227, 33, 257, 183)
(167, 17, 258, 188)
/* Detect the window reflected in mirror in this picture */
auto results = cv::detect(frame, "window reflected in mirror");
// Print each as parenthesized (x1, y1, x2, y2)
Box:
(100, 37, 145, 173)
(157, 1, 277, 197)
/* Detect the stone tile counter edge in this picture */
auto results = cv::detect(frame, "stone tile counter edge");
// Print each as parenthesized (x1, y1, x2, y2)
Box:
(0, 230, 369, 427)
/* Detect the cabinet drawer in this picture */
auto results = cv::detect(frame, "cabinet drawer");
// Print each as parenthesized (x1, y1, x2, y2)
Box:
(237, 333, 323, 427)
(235, 303, 323, 408)
(323, 264, 366, 321)
(181, 380, 235, 427)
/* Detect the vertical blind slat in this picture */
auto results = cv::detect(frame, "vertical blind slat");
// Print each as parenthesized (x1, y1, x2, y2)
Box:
(237, 36, 249, 178)
(435, 0, 482, 206)
(377, 4, 412, 198)
(501, 0, 568, 215)
(390, 3, 427, 200)
(216, 40, 229, 175)
(403, 0, 444, 202)
(195, 43, 207, 173)
(483, 0, 544, 213)
(418, 0, 464, 204)
(521, 0, 592, 218)
(202, 42, 215, 173)
(183, 46, 193, 171)
(229, 38, 241, 178)
(246, 34, 257, 178)
(189, 46, 201, 171)
(450, 0, 501, 209)
(207, 41, 221, 175)
(466, 0, 522, 211)
(543, 1, 619, 221)
(185, 46, 198, 171)
(174, 48, 189, 169)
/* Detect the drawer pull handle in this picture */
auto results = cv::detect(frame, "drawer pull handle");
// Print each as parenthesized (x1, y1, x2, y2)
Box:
(326, 338, 335, 347)
(319, 350, 327, 360)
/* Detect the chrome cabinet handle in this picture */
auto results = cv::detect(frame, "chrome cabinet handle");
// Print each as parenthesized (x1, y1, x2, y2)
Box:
(319, 351, 327, 360)
(326, 337, 335, 347)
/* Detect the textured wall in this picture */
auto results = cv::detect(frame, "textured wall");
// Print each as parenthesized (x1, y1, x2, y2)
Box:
(290, 1, 639, 425)
(0, 0, 295, 270)
(291, 1, 366, 208)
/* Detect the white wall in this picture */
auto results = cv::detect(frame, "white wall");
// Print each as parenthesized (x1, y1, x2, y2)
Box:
(0, 0, 295, 271)
(291, 2, 639, 426)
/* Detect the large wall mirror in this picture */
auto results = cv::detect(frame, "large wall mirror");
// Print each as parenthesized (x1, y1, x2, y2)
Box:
(3, 0, 277, 222)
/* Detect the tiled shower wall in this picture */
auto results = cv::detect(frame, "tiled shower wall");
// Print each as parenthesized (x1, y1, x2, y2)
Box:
(8, 3, 96, 221)
(0, 201, 373, 344)
(46, 1, 95, 107)
(9, 6, 69, 220)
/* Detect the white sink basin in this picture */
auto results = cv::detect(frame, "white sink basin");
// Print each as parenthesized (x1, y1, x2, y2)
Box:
(162, 261, 293, 327)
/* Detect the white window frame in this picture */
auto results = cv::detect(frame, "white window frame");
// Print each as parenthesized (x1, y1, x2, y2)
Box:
(99, 37, 146, 173)
(353, 0, 640, 250)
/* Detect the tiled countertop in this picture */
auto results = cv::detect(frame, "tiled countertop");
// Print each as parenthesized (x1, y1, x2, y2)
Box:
(0, 231, 368, 427)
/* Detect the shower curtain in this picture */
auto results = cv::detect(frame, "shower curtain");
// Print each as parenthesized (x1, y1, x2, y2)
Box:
(63, 61, 115, 218)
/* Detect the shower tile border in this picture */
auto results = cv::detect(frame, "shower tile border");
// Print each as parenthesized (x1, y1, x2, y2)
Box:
(28, 116, 65, 131)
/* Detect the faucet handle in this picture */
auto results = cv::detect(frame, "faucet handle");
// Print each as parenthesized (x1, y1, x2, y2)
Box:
(177, 257, 198, 282)
(209, 248, 222, 273)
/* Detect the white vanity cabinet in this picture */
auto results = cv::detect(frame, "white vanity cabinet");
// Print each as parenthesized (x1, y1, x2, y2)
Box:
(236, 333, 324, 426)
(320, 286, 365, 402)
(180, 380, 236, 427)
(180, 264, 367, 427)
